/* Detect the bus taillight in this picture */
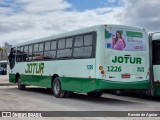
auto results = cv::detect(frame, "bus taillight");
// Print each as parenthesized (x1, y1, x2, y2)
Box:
(101, 70, 105, 74)
(122, 74, 130, 78)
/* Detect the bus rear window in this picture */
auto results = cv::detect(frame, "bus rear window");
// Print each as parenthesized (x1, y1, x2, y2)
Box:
(152, 41, 160, 64)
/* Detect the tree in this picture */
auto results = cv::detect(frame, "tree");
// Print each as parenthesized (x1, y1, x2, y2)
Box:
(0, 47, 3, 51)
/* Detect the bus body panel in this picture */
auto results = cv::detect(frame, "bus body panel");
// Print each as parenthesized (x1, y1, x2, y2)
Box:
(150, 33, 160, 96)
(10, 59, 96, 92)
(9, 24, 150, 93)
(153, 65, 160, 95)
(153, 65, 160, 81)
(95, 79, 149, 90)
(95, 25, 149, 90)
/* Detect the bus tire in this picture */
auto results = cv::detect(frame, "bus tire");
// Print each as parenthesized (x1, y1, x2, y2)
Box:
(87, 92, 103, 97)
(52, 77, 65, 98)
(17, 76, 25, 90)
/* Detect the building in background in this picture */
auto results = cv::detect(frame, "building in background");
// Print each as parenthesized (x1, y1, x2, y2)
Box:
(0, 43, 12, 75)
(0, 42, 12, 61)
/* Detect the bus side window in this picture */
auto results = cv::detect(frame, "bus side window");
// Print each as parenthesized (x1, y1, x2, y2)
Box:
(66, 37, 73, 48)
(57, 38, 72, 59)
(154, 42, 160, 64)
(44, 41, 56, 59)
(45, 42, 51, 51)
(33, 43, 44, 60)
(51, 41, 56, 50)
(16, 47, 24, 62)
(73, 47, 92, 58)
(74, 35, 83, 47)
(58, 39, 65, 49)
(73, 33, 93, 58)
(84, 34, 93, 46)
(153, 41, 160, 64)
(28, 45, 33, 61)
(23, 46, 29, 61)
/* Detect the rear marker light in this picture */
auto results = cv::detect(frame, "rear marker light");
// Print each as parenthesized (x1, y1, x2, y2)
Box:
(101, 70, 105, 74)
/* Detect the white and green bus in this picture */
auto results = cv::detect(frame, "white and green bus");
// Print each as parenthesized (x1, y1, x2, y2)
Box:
(148, 32, 160, 96)
(9, 24, 150, 98)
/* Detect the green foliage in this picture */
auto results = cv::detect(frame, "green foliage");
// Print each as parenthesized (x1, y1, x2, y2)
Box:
(0, 47, 3, 51)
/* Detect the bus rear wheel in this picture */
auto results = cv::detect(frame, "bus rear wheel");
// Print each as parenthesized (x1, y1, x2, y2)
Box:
(52, 77, 66, 98)
(87, 92, 103, 98)
(17, 76, 25, 90)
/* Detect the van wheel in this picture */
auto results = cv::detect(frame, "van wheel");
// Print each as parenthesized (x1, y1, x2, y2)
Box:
(87, 92, 103, 97)
(17, 77, 25, 90)
(52, 77, 65, 98)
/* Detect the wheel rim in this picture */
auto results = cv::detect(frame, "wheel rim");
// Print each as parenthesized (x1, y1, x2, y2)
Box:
(54, 80, 60, 95)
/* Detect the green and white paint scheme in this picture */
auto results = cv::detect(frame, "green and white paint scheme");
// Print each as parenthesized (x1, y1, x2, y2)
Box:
(9, 25, 149, 94)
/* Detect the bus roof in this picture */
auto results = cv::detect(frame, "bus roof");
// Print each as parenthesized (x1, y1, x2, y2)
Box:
(151, 32, 160, 40)
(0, 60, 7, 63)
(12, 24, 146, 47)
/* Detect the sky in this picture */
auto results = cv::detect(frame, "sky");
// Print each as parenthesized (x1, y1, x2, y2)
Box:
(0, 0, 160, 46)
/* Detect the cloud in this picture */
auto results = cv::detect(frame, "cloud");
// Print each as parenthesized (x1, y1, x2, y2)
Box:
(107, 0, 116, 4)
(0, 0, 125, 46)
(121, 0, 160, 31)
(17, 0, 71, 13)
(0, 0, 160, 46)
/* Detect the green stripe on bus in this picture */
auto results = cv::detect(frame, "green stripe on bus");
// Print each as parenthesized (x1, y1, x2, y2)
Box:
(9, 74, 149, 93)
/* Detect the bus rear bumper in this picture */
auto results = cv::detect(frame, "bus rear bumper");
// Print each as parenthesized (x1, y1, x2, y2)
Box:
(96, 79, 150, 90)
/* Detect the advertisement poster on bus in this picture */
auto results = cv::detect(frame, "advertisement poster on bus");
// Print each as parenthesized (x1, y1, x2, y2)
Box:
(105, 28, 147, 51)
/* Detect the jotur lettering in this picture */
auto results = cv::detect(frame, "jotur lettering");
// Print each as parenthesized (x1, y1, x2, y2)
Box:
(112, 56, 142, 64)
(25, 63, 44, 74)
